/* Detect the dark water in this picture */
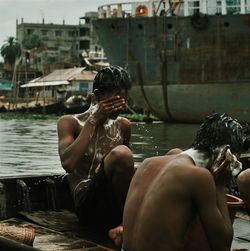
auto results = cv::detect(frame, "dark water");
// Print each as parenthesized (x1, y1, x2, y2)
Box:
(131, 122, 199, 166)
(0, 119, 199, 176)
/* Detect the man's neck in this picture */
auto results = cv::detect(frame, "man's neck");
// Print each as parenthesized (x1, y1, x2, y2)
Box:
(182, 148, 211, 168)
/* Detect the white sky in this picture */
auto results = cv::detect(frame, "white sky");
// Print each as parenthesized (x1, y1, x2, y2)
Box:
(0, 0, 140, 61)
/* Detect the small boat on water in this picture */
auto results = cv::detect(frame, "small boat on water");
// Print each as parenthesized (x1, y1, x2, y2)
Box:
(93, 0, 250, 123)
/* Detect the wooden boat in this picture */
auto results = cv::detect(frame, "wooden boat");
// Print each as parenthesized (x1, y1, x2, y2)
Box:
(93, 0, 250, 123)
(0, 174, 118, 250)
(0, 167, 249, 250)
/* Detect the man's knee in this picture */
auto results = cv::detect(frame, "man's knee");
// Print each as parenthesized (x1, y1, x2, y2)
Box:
(237, 169, 250, 192)
(107, 145, 134, 172)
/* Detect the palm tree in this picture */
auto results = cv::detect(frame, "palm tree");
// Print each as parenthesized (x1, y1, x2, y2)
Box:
(1, 37, 22, 111)
(1, 37, 21, 68)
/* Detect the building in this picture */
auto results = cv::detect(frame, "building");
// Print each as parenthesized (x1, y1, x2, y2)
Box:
(21, 67, 96, 103)
(16, 12, 103, 74)
(0, 62, 42, 99)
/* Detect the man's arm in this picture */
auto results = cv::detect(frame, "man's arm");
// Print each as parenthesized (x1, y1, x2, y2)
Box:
(119, 117, 132, 147)
(192, 169, 233, 251)
(57, 94, 128, 173)
(237, 168, 250, 215)
(58, 95, 127, 173)
(57, 115, 97, 173)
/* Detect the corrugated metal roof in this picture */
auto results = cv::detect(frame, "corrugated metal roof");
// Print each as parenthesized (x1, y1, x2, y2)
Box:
(22, 67, 96, 88)
(94, 61, 110, 67)
(68, 70, 97, 81)
(29, 77, 42, 83)
(38, 68, 85, 82)
(21, 80, 69, 88)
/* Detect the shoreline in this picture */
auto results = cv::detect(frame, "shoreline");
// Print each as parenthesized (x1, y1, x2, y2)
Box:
(0, 112, 160, 123)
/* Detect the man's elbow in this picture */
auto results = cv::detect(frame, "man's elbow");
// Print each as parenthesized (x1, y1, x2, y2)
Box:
(61, 159, 75, 173)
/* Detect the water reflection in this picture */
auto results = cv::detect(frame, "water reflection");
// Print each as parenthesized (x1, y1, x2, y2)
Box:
(0, 119, 62, 176)
(0, 119, 200, 176)
(131, 122, 199, 167)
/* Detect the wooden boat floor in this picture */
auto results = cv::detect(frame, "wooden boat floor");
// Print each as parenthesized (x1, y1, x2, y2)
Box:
(231, 211, 250, 250)
(1, 210, 250, 250)
(1, 210, 118, 251)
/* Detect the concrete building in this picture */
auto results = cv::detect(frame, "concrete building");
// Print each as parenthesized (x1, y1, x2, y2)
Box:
(16, 12, 103, 74)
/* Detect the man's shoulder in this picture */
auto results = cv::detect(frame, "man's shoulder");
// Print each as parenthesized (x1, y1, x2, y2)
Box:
(57, 114, 84, 137)
(187, 166, 214, 190)
(57, 114, 75, 125)
(165, 158, 215, 194)
(166, 148, 183, 155)
(116, 116, 131, 128)
(117, 116, 130, 123)
(57, 114, 82, 132)
(167, 155, 213, 183)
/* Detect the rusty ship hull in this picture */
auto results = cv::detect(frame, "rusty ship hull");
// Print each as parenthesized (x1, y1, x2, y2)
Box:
(93, 0, 250, 122)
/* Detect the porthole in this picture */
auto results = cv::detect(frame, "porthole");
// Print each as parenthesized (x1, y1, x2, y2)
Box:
(167, 23, 173, 29)
(138, 24, 143, 30)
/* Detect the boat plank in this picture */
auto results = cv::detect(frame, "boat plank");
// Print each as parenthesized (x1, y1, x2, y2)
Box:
(18, 210, 83, 234)
(18, 210, 116, 248)
(1, 208, 249, 250)
(231, 212, 250, 250)
(1, 215, 117, 251)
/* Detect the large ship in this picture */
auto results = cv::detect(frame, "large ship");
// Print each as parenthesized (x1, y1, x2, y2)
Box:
(93, 0, 250, 123)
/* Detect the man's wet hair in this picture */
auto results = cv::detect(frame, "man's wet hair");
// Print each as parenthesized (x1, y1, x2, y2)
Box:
(192, 113, 249, 154)
(93, 66, 132, 92)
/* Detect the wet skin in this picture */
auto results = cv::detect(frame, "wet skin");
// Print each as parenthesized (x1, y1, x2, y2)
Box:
(57, 88, 135, 229)
(123, 148, 235, 251)
(57, 89, 132, 190)
(237, 168, 250, 215)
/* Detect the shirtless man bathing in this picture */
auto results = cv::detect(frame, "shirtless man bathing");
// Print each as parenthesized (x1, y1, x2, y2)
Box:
(57, 66, 134, 244)
(122, 113, 249, 251)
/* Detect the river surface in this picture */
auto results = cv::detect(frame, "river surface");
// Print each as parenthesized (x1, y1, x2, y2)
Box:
(0, 119, 200, 176)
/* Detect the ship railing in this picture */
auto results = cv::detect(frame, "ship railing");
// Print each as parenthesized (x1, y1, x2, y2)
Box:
(98, 2, 134, 18)
(181, 0, 250, 16)
(97, 0, 250, 18)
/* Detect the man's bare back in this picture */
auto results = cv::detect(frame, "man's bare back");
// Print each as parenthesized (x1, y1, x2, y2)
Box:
(123, 113, 248, 251)
(123, 151, 212, 251)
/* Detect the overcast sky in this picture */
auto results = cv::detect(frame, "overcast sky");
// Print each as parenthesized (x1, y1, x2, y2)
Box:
(0, 0, 139, 61)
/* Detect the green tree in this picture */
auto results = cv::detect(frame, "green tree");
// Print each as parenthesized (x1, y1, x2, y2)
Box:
(1, 37, 21, 68)
(22, 34, 43, 50)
